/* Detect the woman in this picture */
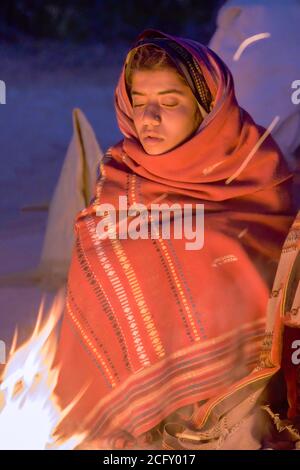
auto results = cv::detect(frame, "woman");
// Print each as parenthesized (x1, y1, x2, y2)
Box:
(53, 28, 296, 449)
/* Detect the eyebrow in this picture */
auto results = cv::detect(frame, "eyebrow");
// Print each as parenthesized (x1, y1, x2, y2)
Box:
(131, 88, 185, 96)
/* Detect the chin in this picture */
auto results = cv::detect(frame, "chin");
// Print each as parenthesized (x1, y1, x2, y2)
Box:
(143, 141, 174, 155)
(145, 148, 164, 155)
(143, 145, 164, 155)
(143, 138, 188, 155)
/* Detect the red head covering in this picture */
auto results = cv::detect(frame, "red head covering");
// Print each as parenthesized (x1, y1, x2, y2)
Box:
(53, 29, 296, 449)
(110, 28, 295, 261)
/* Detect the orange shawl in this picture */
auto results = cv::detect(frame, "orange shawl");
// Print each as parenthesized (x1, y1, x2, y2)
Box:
(54, 29, 296, 449)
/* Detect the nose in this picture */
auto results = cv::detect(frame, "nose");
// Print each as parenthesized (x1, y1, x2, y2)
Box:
(142, 104, 161, 126)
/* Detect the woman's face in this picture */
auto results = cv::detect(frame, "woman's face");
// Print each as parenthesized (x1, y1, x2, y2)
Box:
(130, 67, 203, 155)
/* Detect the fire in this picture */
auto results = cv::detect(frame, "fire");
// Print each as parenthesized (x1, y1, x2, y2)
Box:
(0, 288, 87, 450)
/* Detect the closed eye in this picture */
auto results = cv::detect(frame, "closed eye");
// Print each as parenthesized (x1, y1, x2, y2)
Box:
(133, 103, 178, 108)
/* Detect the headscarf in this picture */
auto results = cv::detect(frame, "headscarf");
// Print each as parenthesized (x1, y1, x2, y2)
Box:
(124, 37, 213, 119)
(111, 28, 295, 261)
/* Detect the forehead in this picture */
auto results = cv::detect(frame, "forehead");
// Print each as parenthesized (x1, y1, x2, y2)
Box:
(131, 68, 191, 96)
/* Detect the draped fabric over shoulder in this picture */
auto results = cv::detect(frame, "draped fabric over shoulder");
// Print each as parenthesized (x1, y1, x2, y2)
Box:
(53, 28, 296, 449)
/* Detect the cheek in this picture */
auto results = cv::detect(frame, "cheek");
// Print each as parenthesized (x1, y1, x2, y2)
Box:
(132, 115, 142, 134)
(132, 113, 138, 125)
(167, 108, 196, 134)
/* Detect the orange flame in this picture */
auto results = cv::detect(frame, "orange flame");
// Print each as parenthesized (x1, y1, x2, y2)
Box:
(0, 288, 87, 450)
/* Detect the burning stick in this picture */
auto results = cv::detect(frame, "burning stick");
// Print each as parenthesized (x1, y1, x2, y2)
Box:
(225, 115, 280, 185)
(233, 33, 271, 61)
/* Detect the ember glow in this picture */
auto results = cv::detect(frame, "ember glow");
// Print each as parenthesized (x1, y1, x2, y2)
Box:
(0, 289, 87, 450)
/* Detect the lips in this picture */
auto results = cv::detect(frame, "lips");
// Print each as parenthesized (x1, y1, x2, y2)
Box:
(143, 134, 164, 144)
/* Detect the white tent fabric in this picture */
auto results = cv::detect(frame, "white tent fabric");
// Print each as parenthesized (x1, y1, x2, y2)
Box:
(0, 108, 103, 290)
(38, 107, 103, 286)
(208, 0, 300, 169)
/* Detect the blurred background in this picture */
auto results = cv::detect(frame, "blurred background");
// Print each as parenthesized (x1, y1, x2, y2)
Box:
(0, 0, 223, 344)
(0, 1, 223, 43)
(0, 0, 223, 234)
(0, 0, 299, 347)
